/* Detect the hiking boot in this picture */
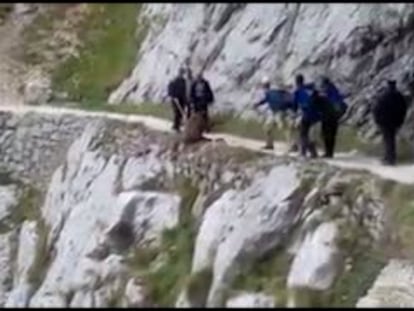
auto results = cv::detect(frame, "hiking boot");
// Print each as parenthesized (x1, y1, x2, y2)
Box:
(289, 144, 298, 153)
(381, 159, 396, 166)
(309, 146, 318, 159)
(172, 126, 181, 133)
(262, 145, 274, 150)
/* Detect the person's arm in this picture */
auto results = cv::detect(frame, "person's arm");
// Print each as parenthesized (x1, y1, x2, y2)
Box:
(190, 82, 196, 103)
(167, 80, 175, 98)
(205, 81, 214, 104)
(254, 97, 267, 109)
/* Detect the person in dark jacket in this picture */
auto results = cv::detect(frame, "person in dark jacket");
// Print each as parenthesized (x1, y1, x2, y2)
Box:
(321, 77, 348, 120)
(312, 84, 339, 158)
(317, 77, 347, 158)
(293, 74, 320, 158)
(167, 68, 191, 132)
(373, 80, 408, 165)
(191, 70, 215, 132)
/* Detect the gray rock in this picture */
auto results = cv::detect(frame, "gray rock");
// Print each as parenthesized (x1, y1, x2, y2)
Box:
(357, 259, 414, 308)
(226, 292, 275, 308)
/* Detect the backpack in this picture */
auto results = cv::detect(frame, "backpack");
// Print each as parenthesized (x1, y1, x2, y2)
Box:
(325, 83, 348, 118)
(334, 100, 348, 118)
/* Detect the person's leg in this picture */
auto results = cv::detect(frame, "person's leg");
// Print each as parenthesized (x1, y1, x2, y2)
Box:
(185, 100, 191, 119)
(381, 126, 395, 165)
(202, 105, 211, 132)
(388, 127, 397, 165)
(171, 99, 181, 132)
(263, 113, 275, 150)
(299, 118, 311, 157)
(329, 119, 339, 158)
(321, 119, 330, 157)
(322, 118, 338, 158)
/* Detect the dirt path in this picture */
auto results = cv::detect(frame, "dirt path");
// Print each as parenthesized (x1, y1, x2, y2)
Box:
(1, 104, 414, 184)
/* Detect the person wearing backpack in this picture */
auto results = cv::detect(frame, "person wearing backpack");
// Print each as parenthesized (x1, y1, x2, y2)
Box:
(293, 74, 320, 158)
(318, 77, 348, 158)
(253, 77, 295, 150)
(191, 69, 215, 132)
(321, 77, 348, 120)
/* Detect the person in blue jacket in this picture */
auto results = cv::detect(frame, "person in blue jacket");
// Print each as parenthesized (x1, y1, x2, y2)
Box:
(293, 74, 320, 158)
(253, 77, 294, 150)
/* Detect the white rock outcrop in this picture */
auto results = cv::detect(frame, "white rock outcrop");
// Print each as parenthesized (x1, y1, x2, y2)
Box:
(192, 164, 301, 307)
(357, 260, 414, 308)
(0, 185, 18, 222)
(287, 221, 340, 291)
(226, 292, 275, 308)
(27, 122, 180, 307)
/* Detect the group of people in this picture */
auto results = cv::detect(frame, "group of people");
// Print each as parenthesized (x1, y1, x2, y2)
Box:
(167, 66, 408, 166)
(254, 74, 408, 165)
(254, 74, 348, 159)
(167, 67, 215, 133)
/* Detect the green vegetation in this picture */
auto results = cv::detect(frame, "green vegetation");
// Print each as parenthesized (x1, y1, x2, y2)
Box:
(27, 218, 51, 291)
(211, 113, 278, 141)
(127, 177, 199, 307)
(186, 268, 213, 307)
(52, 4, 147, 102)
(330, 252, 386, 307)
(379, 180, 414, 258)
(14, 185, 51, 292)
(71, 101, 172, 120)
(0, 175, 51, 292)
(20, 4, 74, 65)
(231, 249, 292, 307)
(0, 3, 13, 21)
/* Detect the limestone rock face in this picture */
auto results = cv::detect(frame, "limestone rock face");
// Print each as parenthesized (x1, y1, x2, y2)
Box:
(110, 3, 414, 138)
(28, 123, 181, 307)
(0, 109, 403, 308)
(357, 260, 414, 308)
(226, 292, 275, 308)
(192, 164, 302, 307)
(23, 68, 51, 106)
(287, 221, 340, 291)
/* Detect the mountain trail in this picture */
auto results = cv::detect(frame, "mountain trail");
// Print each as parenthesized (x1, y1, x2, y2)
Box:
(1, 104, 414, 184)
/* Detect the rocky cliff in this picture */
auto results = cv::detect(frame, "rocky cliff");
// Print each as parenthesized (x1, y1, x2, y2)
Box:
(0, 109, 411, 308)
(0, 4, 413, 308)
(109, 3, 414, 140)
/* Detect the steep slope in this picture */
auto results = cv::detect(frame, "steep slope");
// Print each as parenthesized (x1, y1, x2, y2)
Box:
(0, 108, 412, 307)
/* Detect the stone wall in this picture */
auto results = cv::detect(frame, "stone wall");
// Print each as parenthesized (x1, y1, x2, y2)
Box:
(0, 111, 88, 187)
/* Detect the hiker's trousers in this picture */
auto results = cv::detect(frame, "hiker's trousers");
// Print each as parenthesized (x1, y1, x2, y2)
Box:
(171, 98, 190, 130)
(299, 118, 318, 158)
(193, 103, 210, 131)
(321, 117, 339, 158)
(379, 125, 399, 164)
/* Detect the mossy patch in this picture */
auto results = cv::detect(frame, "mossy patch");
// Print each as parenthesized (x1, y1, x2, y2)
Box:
(27, 218, 51, 291)
(0, 3, 13, 21)
(231, 249, 292, 307)
(126, 177, 199, 307)
(211, 112, 286, 142)
(52, 4, 148, 103)
(20, 4, 77, 66)
(329, 251, 386, 307)
(71, 101, 172, 120)
(378, 179, 414, 258)
(185, 268, 213, 307)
